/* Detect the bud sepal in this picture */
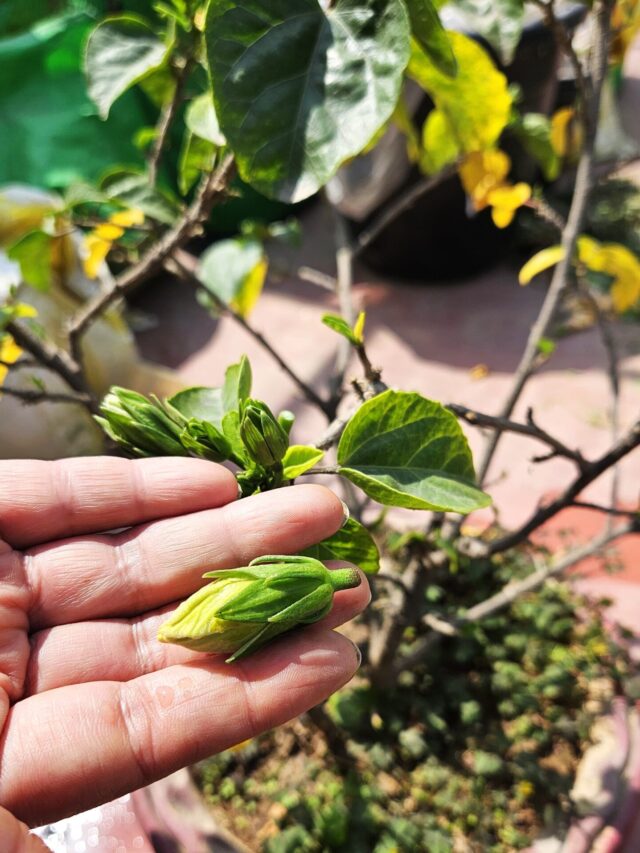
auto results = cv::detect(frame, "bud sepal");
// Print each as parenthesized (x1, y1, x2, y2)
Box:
(157, 555, 361, 662)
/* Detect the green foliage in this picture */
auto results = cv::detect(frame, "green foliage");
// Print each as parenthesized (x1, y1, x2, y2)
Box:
(303, 518, 381, 575)
(7, 231, 53, 291)
(281, 445, 325, 479)
(511, 112, 560, 181)
(197, 551, 631, 850)
(205, 0, 410, 202)
(84, 15, 169, 119)
(197, 237, 267, 318)
(337, 390, 491, 513)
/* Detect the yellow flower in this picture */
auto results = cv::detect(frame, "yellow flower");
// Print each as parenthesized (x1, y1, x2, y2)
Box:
(611, 0, 640, 64)
(0, 335, 22, 384)
(516, 780, 535, 799)
(83, 208, 144, 279)
(518, 236, 640, 312)
(459, 150, 531, 228)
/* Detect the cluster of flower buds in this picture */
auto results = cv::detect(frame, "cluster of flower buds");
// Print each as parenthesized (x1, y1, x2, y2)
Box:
(96, 387, 188, 457)
(158, 555, 361, 662)
(239, 398, 289, 470)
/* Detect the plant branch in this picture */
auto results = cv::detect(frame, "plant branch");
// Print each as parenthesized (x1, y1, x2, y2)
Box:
(476, 0, 613, 485)
(394, 519, 637, 675)
(352, 165, 457, 258)
(571, 501, 638, 517)
(6, 320, 92, 402)
(67, 155, 237, 366)
(0, 386, 93, 406)
(148, 59, 192, 186)
(488, 417, 640, 553)
(167, 249, 334, 418)
(448, 403, 587, 468)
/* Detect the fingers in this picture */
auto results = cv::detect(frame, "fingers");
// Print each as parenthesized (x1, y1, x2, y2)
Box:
(25, 570, 370, 694)
(0, 458, 238, 549)
(2, 629, 360, 827)
(25, 485, 346, 629)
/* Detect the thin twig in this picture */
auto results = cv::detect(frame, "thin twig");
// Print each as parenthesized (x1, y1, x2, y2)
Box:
(476, 0, 613, 485)
(148, 59, 193, 186)
(448, 403, 587, 468)
(168, 250, 334, 418)
(352, 165, 457, 258)
(327, 206, 356, 415)
(488, 417, 640, 553)
(0, 386, 93, 406)
(571, 501, 638, 517)
(6, 320, 92, 403)
(67, 155, 237, 366)
(394, 520, 637, 675)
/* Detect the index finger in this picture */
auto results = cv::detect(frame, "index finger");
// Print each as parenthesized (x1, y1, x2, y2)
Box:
(0, 457, 238, 548)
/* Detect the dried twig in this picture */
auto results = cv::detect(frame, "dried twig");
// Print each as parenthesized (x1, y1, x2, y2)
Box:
(394, 519, 638, 675)
(167, 250, 334, 418)
(448, 403, 587, 469)
(0, 386, 93, 406)
(476, 0, 613, 485)
(148, 59, 193, 186)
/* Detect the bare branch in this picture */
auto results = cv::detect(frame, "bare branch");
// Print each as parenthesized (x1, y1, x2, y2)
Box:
(6, 320, 93, 408)
(0, 386, 93, 406)
(571, 501, 638, 517)
(476, 0, 613, 485)
(67, 155, 237, 365)
(167, 249, 334, 418)
(394, 519, 637, 675)
(148, 59, 193, 186)
(352, 165, 457, 258)
(488, 418, 640, 553)
(448, 403, 587, 468)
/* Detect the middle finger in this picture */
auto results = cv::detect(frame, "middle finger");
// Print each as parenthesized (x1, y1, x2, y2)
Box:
(25, 485, 346, 629)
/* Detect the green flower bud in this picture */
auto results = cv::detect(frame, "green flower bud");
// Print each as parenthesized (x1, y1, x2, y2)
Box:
(158, 555, 361, 662)
(277, 410, 295, 437)
(180, 418, 232, 463)
(240, 399, 289, 468)
(96, 387, 187, 457)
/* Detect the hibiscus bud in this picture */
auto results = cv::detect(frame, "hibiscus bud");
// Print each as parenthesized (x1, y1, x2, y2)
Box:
(157, 555, 361, 662)
(240, 399, 289, 468)
(96, 387, 187, 457)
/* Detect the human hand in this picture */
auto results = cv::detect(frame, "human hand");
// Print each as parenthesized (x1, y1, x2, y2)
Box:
(0, 457, 368, 843)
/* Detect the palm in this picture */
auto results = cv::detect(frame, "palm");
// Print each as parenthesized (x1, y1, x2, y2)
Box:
(0, 457, 366, 839)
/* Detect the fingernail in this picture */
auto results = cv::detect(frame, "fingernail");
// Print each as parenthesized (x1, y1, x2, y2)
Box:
(340, 500, 350, 528)
(236, 480, 244, 499)
(352, 641, 362, 669)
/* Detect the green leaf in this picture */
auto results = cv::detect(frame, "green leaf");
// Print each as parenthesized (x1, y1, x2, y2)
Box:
(420, 109, 460, 173)
(222, 355, 253, 413)
(282, 445, 325, 479)
(185, 93, 226, 145)
(303, 518, 380, 575)
(84, 15, 169, 119)
(322, 314, 359, 346)
(198, 237, 267, 318)
(337, 390, 491, 513)
(406, 3, 457, 77)
(178, 132, 216, 195)
(101, 170, 180, 225)
(166, 386, 225, 428)
(451, 0, 524, 66)
(511, 112, 560, 181)
(7, 231, 53, 291)
(408, 31, 512, 154)
(205, 0, 410, 203)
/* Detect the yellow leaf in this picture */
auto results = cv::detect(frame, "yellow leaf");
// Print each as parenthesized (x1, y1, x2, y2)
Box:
(0, 335, 22, 384)
(353, 311, 366, 343)
(231, 257, 267, 318)
(109, 208, 145, 228)
(408, 32, 512, 153)
(577, 236, 640, 312)
(93, 223, 125, 241)
(550, 107, 575, 157)
(420, 109, 460, 174)
(469, 363, 489, 380)
(519, 245, 565, 285)
(12, 303, 38, 319)
(83, 234, 111, 279)
(611, 275, 640, 312)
